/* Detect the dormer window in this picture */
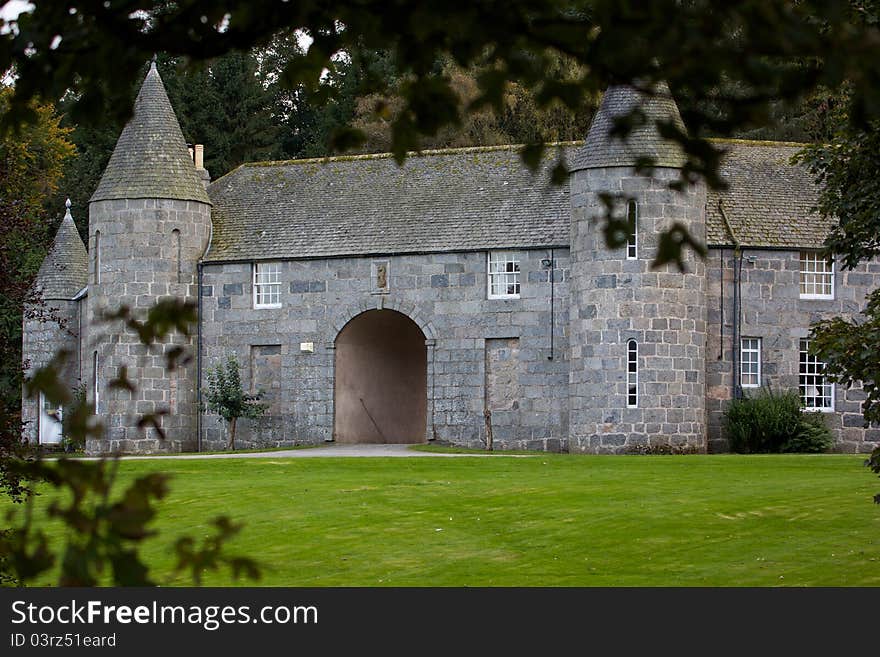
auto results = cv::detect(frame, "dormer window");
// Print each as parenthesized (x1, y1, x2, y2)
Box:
(487, 251, 520, 299)
(253, 262, 281, 308)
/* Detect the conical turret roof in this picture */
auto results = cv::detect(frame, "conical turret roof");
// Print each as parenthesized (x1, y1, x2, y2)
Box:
(570, 82, 687, 171)
(90, 62, 210, 204)
(34, 201, 88, 300)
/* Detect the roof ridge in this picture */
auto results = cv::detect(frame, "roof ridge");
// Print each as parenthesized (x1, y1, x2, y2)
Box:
(239, 141, 584, 169)
(707, 137, 811, 148)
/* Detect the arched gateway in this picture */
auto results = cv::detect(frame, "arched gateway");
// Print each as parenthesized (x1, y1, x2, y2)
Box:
(333, 309, 427, 444)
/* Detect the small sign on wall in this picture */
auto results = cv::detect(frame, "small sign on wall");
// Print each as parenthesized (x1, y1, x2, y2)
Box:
(300, 342, 315, 353)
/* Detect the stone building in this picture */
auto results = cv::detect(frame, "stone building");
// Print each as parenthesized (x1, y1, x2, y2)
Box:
(22, 63, 880, 455)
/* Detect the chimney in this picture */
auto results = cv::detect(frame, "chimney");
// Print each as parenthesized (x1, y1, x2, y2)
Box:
(191, 144, 210, 189)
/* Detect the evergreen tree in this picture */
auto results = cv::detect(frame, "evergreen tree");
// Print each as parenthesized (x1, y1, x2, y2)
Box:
(205, 356, 267, 451)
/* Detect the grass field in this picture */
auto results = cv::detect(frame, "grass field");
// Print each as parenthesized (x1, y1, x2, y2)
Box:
(8, 453, 880, 586)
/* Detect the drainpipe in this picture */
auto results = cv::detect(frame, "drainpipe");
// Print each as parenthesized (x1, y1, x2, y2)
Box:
(719, 247, 724, 360)
(718, 200, 742, 399)
(196, 260, 203, 452)
(547, 249, 555, 361)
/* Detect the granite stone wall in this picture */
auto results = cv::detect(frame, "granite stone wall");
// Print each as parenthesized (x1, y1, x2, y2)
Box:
(21, 298, 82, 446)
(199, 248, 570, 451)
(706, 248, 880, 453)
(568, 166, 708, 453)
(86, 198, 211, 455)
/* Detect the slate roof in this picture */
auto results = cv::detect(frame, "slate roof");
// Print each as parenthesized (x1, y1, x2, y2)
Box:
(706, 140, 829, 248)
(205, 145, 573, 262)
(204, 139, 827, 262)
(35, 202, 88, 300)
(570, 83, 687, 171)
(90, 62, 210, 204)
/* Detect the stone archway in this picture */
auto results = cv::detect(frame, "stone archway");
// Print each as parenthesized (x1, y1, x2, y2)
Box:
(333, 309, 427, 444)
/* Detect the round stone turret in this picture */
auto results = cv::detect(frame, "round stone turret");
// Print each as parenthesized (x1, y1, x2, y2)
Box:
(87, 62, 211, 454)
(22, 200, 89, 446)
(568, 83, 707, 453)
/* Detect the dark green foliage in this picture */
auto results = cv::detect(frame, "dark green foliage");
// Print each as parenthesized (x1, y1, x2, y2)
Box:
(794, 6, 880, 498)
(8, 2, 880, 271)
(160, 52, 279, 177)
(724, 389, 803, 454)
(205, 356, 268, 450)
(868, 449, 880, 504)
(782, 412, 835, 454)
(2, 287, 261, 586)
(55, 102, 127, 240)
(724, 388, 834, 454)
(0, 458, 260, 586)
(60, 383, 88, 453)
(0, 90, 75, 502)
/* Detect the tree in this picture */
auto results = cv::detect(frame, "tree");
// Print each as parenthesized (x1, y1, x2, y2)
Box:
(789, 5, 880, 501)
(799, 101, 880, 501)
(349, 54, 596, 153)
(0, 457, 260, 586)
(2, 298, 262, 586)
(0, 86, 74, 500)
(6, 2, 880, 268)
(160, 51, 279, 177)
(205, 356, 268, 450)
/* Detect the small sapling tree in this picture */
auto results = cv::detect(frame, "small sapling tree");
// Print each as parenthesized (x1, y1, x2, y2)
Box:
(205, 356, 267, 450)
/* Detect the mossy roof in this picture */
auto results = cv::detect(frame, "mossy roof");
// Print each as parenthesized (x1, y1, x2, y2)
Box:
(204, 139, 826, 262)
(205, 145, 573, 262)
(570, 83, 687, 172)
(34, 203, 88, 300)
(90, 63, 210, 204)
(706, 139, 828, 248)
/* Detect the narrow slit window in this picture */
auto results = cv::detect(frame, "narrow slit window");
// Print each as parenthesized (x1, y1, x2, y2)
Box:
(93, 351, 99, 414)
(626, 201, 638, 260)
(740, 337, 761, 388)
(627, 340, 638, 408)
(94, 230, 101, 284)
(172, 229, 181, 283)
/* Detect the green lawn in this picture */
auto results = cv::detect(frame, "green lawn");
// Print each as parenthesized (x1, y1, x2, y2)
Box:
(8, 453, 880, 586)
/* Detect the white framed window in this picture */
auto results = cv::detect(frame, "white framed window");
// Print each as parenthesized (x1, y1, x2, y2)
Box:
(253, 261, 282, 308)
(740, 337, 761, 388)
(487, 251, 520, 299)
(799, 251, 834, 299)
(627, 340, 638, 408)
(626, 200, 638, 259)
(799, 338, 834, 411)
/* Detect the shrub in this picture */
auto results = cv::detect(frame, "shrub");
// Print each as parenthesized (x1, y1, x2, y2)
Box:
(782, 412, 835, 453)
(60, 383, 88, 453)
(724, 388, 833, 453)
